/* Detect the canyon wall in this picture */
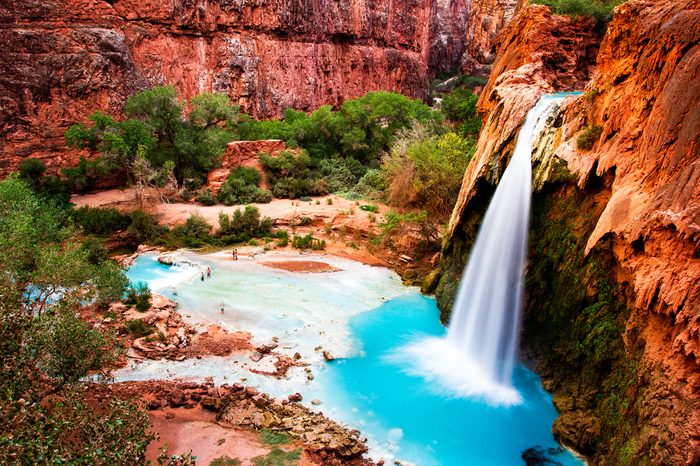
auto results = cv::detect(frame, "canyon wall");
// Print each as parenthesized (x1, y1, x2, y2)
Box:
(0, 0, 494, 176)
(433, 0, 699, 464)
(460, 0, 518, 76)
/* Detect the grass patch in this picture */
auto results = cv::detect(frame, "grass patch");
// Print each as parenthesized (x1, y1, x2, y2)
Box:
(577, 124, 603, 150)
(210, 456, 241, 466)
(260, 429, 291, 446)
(252, 447, 301, 466)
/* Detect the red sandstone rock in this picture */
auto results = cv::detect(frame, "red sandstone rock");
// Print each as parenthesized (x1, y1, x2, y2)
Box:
(0, 0, 495, 177)
(460, 0, 518, 76)
(206, 139, 292, 194)
(444, 1, 699, 463)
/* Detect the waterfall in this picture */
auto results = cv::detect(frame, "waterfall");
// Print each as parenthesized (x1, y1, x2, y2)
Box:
(390, 94, 569, 406)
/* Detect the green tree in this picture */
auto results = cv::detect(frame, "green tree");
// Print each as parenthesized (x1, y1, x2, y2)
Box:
(125, 86, 238, 186)
(0, 177, 152, 464)
(382, 123, 474, 219)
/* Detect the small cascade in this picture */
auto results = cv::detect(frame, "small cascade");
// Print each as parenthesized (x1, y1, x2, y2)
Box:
(391, 93, 571, 406)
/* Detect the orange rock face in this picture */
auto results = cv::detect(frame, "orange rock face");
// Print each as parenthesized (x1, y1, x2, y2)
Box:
(460, 0, 518, 75)
(0, 0, 483, 176)
(206, 139, 292, 193)
(441, 0, 699, 463)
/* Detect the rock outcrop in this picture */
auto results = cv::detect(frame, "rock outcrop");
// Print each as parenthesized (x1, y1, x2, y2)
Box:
(460, 0, 518, 76)
(207, 139, 292, 193)
(1, 0, 512, 176)
(434, 0, 699, 464)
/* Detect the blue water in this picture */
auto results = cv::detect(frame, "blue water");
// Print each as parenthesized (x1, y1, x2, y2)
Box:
(317, 294, 581, 465)
(125, 254, 582, 466)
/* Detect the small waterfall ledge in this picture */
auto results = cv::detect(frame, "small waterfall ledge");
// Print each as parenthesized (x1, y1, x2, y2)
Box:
(391, 94, 572, 406)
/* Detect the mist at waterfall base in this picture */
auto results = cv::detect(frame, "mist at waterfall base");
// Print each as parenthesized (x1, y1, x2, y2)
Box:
(392, 94, 571, 407)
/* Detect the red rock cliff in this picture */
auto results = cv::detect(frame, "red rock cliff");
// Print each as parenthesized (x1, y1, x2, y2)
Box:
(0, 0, 487, 175)
(438, 0, 699, 463)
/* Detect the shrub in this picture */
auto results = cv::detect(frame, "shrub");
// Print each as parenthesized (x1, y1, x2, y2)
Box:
(292, 234, 326, 250)
(18, 158, 47, 188)
(195, 189, 217, 206)
(125, 318, 153, 338)
(359, 204, 379, 213)
(228, 166, 262, 187)
(73, 206, 132, 235)
(354, 168, 386, 197)
(382, 125, 474, 220)
(82, 237, 108, 264)
(577, 124, 603, 150)
(218, 205, 273, 240)
(124, 281, 152, 312)
(128, 210, 163, 243)
(531, 0, 622, 25)
(299, 216, 312, 226)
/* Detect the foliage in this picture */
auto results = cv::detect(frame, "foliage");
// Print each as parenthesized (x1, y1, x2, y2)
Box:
(318, 157, 363, 192)
(440, 88, 482, 138)
(68, 87, 238, 188)
(0, 177, 152, 464)
(127, 210, 163, 244)
(359, 204, 379, 213)
(382, 123, 475, 220)
(260, 429, 291, 445)
(577, 124, 603, 150)
(218, 206, 273, 243)
(292, 234, 326, 250)
(125, 281, 152, 312)
(237, 91, 439, 165)
(252, 447, 301, 466)
(73, 205, 132, 235)
(61, 156, 118, 193)
(210, 456, 242, 466)
(217, 167, 272, 205)
(18, 158, 47, 188)
(260, 150, 329, 199)
(353, 168, 386, 198)
(195, 189, 217, 206)
(125, 318, 154, 338)
(531, 0, 623, 25)
(26, 309, 121, 384)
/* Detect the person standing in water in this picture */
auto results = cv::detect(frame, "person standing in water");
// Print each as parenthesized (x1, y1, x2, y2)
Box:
(206, 266, 211, 278)
(200, 272, 205, 281)
(220, 302, 225, 314)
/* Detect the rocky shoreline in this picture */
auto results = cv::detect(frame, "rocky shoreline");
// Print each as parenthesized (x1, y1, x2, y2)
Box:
(91, 380, 374, 465)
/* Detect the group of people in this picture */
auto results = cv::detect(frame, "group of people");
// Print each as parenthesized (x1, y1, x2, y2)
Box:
(200, 266, 212, 281)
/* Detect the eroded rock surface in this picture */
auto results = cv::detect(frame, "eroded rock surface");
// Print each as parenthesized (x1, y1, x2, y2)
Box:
(436, 1, 699, 463)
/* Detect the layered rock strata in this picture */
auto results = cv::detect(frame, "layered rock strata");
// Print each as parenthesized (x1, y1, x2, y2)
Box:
(0, 0, 491, 176)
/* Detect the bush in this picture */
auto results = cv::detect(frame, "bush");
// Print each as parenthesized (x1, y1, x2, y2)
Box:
(299, 216, 312, 226)
(82, 237, 108, 264)
(124, 281, 152, 312)
(73, 206, 132, 235)
(531, 0, 622, 25)
(382, 124, 475, 220)
(359, 204, 379, 213)
(217, 170, 272, 205)
(128, 210, 163, 243)
(292, 234, 326, 250)
(577, 124, 603, 150)
(318, 158, 360, 192)
(195, 189, 217, 206)
(218, 205, 273, 241)
(354, 169, 386, 197)
(125, 319, 154, 338)
(18, 158, 47, 187)
(229, 166, 262, 187)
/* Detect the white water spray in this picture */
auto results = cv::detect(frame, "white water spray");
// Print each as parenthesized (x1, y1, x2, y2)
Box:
(392, 94, 570, 406)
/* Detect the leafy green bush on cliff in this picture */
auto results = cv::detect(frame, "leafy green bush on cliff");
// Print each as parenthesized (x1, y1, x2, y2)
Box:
(532, 0, 623, 25)
(217, 166, 273, 205)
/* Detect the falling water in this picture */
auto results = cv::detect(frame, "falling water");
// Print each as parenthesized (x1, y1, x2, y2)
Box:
(392, 94, 570, 406)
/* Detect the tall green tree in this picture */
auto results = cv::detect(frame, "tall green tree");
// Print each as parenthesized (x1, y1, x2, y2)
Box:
(0, 177, 151, 464)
